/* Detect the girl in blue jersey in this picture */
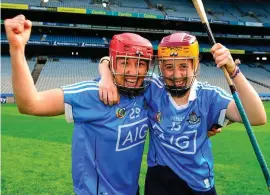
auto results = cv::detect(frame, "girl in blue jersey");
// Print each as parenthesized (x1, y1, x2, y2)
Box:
(98, 32, 266, 195)
(5, 14, 157, 195)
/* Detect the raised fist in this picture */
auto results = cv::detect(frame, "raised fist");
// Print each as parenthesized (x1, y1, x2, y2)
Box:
(4, 14, 32, 51)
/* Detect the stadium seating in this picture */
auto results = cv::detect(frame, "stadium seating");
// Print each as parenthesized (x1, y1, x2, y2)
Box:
(3, 0, 41, 6)
(258, 46, 270, 52)
(1, 55, 270, 95)
(1, 33, 7, 40)
(202, 2, 239, 21)
(110, 5, 163, 15)
(46, 0, 106, 10)
(1, 32, 269, 53)
(2, 0, 106, 10)
(240, 64, 270, 87)
(149, 0, 197, 18)
(1, 33, 105, 44)
(45, 35, 105, 43)
(120, 0, 148, 9)
(235, 3, 270, 23)
(29, 34, 43, 41)
(198, 62, 231, 92)
(1, 56, 36, 93)
(35, 57, 99, 91)
(1, 1, 270, 97)
(2, 0, 270, 23)
(151, 40, 159, 50)
(198, 62, 270, 94)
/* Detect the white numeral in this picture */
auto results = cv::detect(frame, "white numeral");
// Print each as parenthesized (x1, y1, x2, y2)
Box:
(171, 122, 181, 131)
(130, 107, 141, 119)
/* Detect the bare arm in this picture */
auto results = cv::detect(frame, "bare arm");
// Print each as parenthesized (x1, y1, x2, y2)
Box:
(211, 43, 266, 125)
(98, 57, 119, 105)
(98, 57, 112, 79)
(226, 72, 266, 125)
(6, 15, 64, 116)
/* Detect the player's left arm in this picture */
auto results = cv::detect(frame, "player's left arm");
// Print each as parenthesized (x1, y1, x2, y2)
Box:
(211, 43, 267, 126)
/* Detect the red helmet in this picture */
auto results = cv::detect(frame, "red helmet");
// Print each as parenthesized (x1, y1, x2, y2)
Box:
(110, 33, 153, 69)
(109, 33, 154, 97)
(158, 32, 199, 97)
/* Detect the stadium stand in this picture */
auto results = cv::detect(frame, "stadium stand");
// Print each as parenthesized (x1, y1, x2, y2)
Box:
(151, 40, 159, 49)
(109, 4, 163, 15)
(235, 3, 270, 23)
(46, 0, 106, 10)
(45, 35, 105, 43)
(3, 0, 41, 6)
(3, 0, 107, 10)
(3, 33, 268, 52)
(120, 0, 149, 9)
(240, 64, 270, 87)
(150, 0, 197, 18)
(35, 57, 99, 91)
(2, 55, 270, 95)
(198, 62, 270, 94)
(2, 0, 270, 23)
(1, 0, 270, 100)
(1, 33, 106, 44)
(202, 2, 239, 21)
(1, 56, 36, 93)
(198, 62, 231, 92)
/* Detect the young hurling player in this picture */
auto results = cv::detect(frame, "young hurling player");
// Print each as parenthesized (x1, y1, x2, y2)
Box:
(98, 32, 266, 195)
(5, 14, 156, 195)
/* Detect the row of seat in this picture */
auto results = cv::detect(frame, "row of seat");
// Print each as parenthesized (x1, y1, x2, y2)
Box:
(2, 0, 270, 23)
(2, 33, 270, 52)
(1, 56, 270, 94)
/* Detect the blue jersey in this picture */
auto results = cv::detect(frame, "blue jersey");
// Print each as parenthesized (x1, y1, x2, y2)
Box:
(62, 81, 149, 195)
(144, 75, 232, 191)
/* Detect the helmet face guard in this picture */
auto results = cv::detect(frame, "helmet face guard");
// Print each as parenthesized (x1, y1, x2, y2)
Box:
(158, 32, 199, 97)
(110, 33, 155, 97)
(159, 57, 198, 97)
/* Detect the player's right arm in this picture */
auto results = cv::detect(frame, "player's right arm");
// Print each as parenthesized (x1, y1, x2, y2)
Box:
(5, 15, 64, 116)
(98, 57, 119, 105)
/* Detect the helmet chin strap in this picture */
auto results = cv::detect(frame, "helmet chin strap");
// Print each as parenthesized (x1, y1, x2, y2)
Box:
(117, 85, 146, 98)
(164, 75, 196, 98)
(166, 85, 191, 97)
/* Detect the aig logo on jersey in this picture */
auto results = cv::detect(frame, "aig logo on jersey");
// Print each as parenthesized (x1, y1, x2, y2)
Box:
(153, 123, 197, 154)
(116, 117, 148, 151)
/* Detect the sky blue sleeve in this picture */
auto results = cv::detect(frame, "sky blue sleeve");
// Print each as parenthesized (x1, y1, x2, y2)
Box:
(144, 73, 164, 105)
(61, 81, 107, 123)
(208, 87, 233, 127)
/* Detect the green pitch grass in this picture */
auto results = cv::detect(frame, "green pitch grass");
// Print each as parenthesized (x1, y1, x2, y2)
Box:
(2, 102, 270, 195)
